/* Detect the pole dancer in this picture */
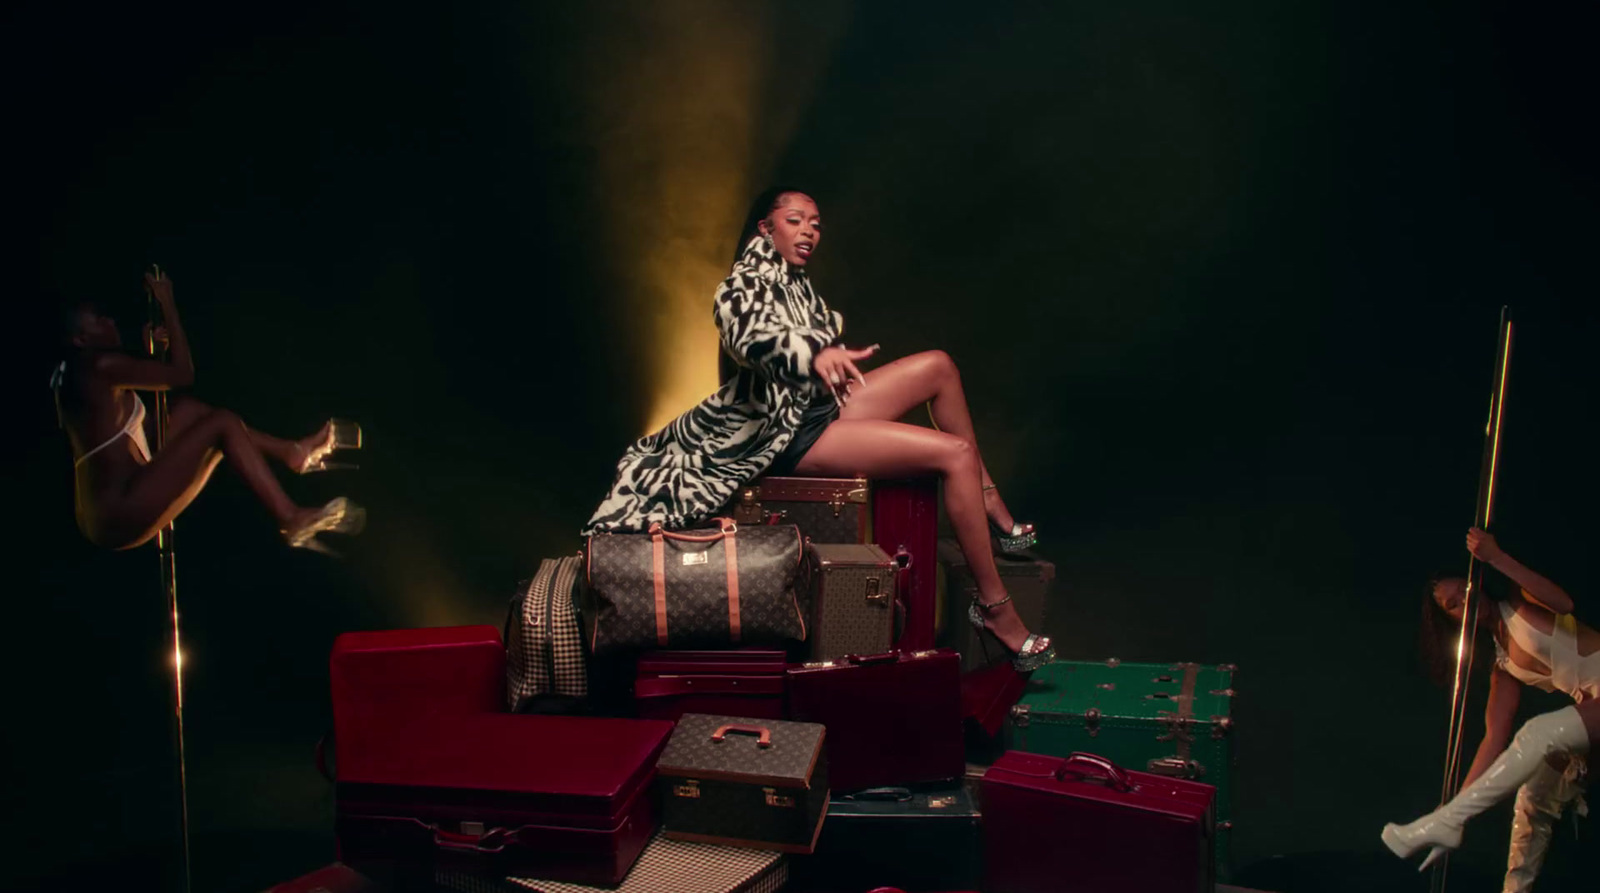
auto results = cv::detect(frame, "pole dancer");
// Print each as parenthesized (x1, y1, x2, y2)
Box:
(1383, 310, 1599, 891)
(146, 265, 192, 893)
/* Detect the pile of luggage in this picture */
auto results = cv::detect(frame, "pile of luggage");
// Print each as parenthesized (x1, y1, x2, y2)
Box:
(324, 476, 1237, 893)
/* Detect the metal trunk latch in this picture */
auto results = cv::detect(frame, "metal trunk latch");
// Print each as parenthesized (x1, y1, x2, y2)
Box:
(1009, 704, 1031, 728)
(1146, 757, 1206, 779)
(1084, 707, 1101, 738)
(864, 577, 889, 606)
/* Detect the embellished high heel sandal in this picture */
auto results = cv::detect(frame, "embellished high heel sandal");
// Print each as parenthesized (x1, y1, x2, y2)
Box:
(283, 496, 367, 556)
(967, 595, 1055, 672)
(983, 484, 1037, 555)
(297, 418, 363, 474)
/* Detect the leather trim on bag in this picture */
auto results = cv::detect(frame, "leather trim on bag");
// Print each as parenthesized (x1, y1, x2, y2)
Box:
(726, 524, 742, 643)
(651, 527, 669, 647)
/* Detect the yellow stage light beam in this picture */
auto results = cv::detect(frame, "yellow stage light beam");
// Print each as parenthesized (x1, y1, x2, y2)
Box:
(556, 1, 850, 435)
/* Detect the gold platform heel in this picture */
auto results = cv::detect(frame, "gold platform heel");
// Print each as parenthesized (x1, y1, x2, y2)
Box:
(283, 497, 367, 556)
(297, 418, 363, 473)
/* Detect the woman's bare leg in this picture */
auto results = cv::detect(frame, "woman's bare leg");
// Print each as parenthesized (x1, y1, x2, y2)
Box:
(104, 406, 317, 549)
(794, 418, 1037, 652)
(163, 396, 325, 472)
(839, 350, 1030, 534)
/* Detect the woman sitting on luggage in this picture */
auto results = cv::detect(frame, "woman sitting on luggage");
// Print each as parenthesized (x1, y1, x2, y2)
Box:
(584, 187, 1052, 670)
(1382, 527, 1597, 888)
(51, 270, 366, 555)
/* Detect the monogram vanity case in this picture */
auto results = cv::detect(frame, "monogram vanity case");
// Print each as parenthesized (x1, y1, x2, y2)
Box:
(937, 539, 1055, 672)
(789, 783, 981, 893)
(803, 542, 898, 661)
(786, 649, 964, 792)
(655, 713, 829, 853)
(982, 750, 1215, 893)
(633, 649, 789, 722)
(335, 713, 673, 885)
(1004, 659, 1237, 879)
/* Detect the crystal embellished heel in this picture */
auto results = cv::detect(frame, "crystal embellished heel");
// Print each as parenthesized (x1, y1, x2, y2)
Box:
(983, 484, 1036, 555)
(967, 595, 1055, 672)
(283, 497, 367, 556)
(297, 418, 363, 473)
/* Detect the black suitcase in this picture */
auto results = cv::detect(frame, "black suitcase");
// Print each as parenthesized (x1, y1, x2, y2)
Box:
(790, 783, 980, 892)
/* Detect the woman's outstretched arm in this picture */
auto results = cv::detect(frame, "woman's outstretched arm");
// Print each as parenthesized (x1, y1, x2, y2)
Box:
(1468, 528, 1576, 614)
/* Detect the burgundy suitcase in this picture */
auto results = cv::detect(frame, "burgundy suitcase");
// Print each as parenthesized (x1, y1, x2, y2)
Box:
(634, 650, 788, 722)
(871, 478, 939, 651)
(336, 713, 673, 885)
(786, 649, 964, 792)
(982, 750, 1216, 893)
(330, 626, 506, 777)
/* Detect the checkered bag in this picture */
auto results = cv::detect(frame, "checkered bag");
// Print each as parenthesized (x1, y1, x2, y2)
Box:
(436, 833, 787, 893)
(504, 556, 588, 712)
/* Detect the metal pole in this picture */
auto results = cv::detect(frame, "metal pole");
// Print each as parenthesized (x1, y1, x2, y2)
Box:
(1431, 306, 1512, 892)
(147, 264, 192, 893)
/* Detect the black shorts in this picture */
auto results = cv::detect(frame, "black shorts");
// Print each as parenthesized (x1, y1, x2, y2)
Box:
(766, 397, 841, 476)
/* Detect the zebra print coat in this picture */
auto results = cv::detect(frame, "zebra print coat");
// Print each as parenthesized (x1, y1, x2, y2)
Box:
(582, 234, 845, 534)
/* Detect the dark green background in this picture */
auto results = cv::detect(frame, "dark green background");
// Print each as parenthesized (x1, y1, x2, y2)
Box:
(10, 2, 1596, 891)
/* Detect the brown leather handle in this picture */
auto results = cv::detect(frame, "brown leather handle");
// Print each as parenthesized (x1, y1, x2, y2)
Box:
(649, 517, 737, 542)
(1056, 752, 1133, 792)
(711, 723, 773, 748)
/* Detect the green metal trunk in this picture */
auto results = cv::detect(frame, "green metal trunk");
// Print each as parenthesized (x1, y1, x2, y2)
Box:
(1004, 659, 1237, 880)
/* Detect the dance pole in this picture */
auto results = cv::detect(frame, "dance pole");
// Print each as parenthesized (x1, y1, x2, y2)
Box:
(147, 264, 192, 893)
(1431, 305, 1512, 893)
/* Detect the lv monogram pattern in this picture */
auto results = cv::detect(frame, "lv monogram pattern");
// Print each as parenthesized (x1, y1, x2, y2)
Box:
(659, 713, 825, 784)
(811, 561, 896, 661)
(587, 525, 805, 655)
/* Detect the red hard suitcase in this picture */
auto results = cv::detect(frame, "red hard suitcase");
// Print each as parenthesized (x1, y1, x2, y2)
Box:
(634, 650, 788, 722)
(786, 649, 964, 792)
(982, 750, 1216, 893)
(330, 626, 506, 777)
(871, 478, 939, 651)
(336, 713, 673, 885)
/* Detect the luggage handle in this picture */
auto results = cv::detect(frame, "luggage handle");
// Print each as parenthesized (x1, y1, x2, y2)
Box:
(711, 723, 773, 747)
(1056, 752, 1133, 792)
(432, 824, 511, 854)
(842, 650, 900, 665)
(842, 786, 913, 802)
(648, 517, 737, 543)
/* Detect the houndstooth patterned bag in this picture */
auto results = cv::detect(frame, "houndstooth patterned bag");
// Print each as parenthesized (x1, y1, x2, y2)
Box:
(435, 832, 787, 893)
(504, 556, 588, 712)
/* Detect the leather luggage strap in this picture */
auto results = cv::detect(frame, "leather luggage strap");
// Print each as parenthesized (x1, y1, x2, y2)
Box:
(1177, 662, 1197, 760)
(648, 519, 741, 647)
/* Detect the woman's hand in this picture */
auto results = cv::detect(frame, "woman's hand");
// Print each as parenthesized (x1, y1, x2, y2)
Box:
(1466, 527, 1504, 564)
(143, 271, 174, 307)
(813, 344, 879, 405)
(142, 324, 170, 351)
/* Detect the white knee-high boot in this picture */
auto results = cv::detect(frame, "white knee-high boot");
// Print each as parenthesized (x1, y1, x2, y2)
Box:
(1502, 758, 1585, 893)
(1382, 706, 1591, 870)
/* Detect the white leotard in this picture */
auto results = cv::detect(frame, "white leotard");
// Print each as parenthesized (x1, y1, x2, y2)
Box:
(1497, 601, 1600, 703)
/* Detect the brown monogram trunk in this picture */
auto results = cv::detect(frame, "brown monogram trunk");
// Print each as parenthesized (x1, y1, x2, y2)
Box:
(655, 713, 829, 853)
(719, 476, 870, 544)
(803, 543, 897, 661)
(584, 520, 807, 657)
(937, 538, 1056, 672)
